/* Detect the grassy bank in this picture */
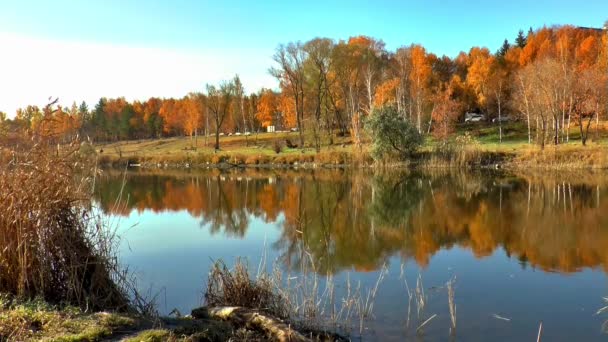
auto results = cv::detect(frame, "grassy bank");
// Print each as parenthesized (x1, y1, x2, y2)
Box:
(95, 122, 608, 169)
(0, 297, 139, 341)
(0, 295, 266, 341)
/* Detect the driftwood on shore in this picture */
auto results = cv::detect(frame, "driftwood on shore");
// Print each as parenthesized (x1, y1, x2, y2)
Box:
(192, 306, 310, 342)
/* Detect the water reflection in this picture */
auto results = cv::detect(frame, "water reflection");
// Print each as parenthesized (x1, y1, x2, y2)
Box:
(95, 169, 608, 275)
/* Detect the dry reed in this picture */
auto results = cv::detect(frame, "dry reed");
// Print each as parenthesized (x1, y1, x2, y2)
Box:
(446, 276, 456, 332)
(204, 250, 389, 339)
(598, 296, 608, 333)
(0, 132, 130, 312)
(205, 259, 289, 319)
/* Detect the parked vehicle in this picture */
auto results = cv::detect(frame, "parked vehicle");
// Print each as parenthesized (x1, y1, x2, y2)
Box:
(465, 113, 485, 123)
(492, 116, 512, 123)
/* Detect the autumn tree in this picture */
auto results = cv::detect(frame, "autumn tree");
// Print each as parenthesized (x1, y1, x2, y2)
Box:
(374, 78, 400, 108)
(271, 42, 307, 147)
(303, 37, 335, 150)
(183, 93, 204, 147)
(331, 41, 363, 147)
(487, 60, 509, 143)
(102, 97, 131, 140)
(409, 45, 432, 133)
(143, 97, 163, 138)
(392, 47, 412, 118)
(348, 36, 386, 115)
(206, 80, 235, 150)
(572, 66, 605, 145)
(526, 59, 560, 149)
(159, 98, 180, 136)
(513, 64, 536, 144)
(432, 81, 462, 141)
(233, 75, 247, 133)
(278, 92, 297, 129)
(256, 89, 278, 129)
(466, 47, 494, 114)
(244, 92, 259, 133)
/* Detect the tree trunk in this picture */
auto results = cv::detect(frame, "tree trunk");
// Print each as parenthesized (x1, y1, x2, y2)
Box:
(566, 110, 571, 142)
(215, 129, 220, 150)
(541, 119, 546, 150)
(595, 104, 600, 141)
(580, 113, 595, 146)
(554, 116, 559, 145)
(192, 306, 311, 342)
(497, 94, 502, 143)
(526, 111, 531, 144)
(205, 115, 209, 147)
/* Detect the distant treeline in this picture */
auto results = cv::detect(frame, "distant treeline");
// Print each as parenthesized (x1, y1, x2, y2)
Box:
(1, 24, 606, 149)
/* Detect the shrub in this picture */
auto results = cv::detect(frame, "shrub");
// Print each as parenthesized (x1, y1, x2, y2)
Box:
(315, 151, 350, 165)
(245, 155, 259, 165)
(211, 154, 227, 164)
(229, 154, 246, 165)
(245, 155, 271, 165)
(273, 139, 283, 154)
(195, 153, 214, 164)
(365, 105, 423, 161)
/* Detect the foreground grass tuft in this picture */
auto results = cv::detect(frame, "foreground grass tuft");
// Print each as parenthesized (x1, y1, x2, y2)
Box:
(0, 296, 138, 341)
(123, 329, 172, 342)
(205, 259, 289, 320)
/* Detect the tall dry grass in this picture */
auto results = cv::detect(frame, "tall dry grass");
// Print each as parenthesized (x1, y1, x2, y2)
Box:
(0, 133, 130, 312)
(205, 259, 290, 319)
(204, 249, 389, 338)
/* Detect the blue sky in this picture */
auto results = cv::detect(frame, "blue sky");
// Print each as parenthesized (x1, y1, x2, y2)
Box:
(0, 0, 606, 114)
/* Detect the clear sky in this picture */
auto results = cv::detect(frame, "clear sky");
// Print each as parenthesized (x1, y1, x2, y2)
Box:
(0, 0, 606, 116)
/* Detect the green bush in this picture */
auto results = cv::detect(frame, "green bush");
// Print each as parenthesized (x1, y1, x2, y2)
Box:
(365, 106, 423, 161)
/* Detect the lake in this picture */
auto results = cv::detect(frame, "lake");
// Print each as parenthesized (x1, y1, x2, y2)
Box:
(95, 168, 608, 341)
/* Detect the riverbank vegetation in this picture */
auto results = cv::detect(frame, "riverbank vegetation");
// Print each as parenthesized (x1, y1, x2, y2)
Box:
(92, 118, 607, 169)
(1, 24, 606, 169)
(0, 120, 130, 312)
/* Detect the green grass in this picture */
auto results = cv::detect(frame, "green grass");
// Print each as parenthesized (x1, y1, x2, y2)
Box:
(123, 329, 172, 342)
(94, 121, 608, 168)
(98, 131, 318, 158)
(0, 296, 244, 342)
(0, 296, 139, 341)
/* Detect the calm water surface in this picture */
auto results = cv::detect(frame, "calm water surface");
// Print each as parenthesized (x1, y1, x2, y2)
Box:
(95, 168, 608, 341)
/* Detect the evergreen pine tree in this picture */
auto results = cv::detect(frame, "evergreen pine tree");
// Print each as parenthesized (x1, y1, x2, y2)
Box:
(515, 30, 527, 48)
(92, 98, 107, 141)
(497, 39, 510, 57)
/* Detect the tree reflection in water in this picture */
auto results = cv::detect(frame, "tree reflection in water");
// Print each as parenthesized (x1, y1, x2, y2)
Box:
(95, 168, 608, 274)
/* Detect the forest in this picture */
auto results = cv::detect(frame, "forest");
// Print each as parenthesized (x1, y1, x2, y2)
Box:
(1, 25, 606, 153)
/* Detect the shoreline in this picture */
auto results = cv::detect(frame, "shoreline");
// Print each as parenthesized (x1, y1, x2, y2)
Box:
(97, 148, 608, 171)
(0, 297, 347, 341)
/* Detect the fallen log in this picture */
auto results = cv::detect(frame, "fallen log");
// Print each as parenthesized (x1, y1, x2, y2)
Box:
(192, 306, 310, 342)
